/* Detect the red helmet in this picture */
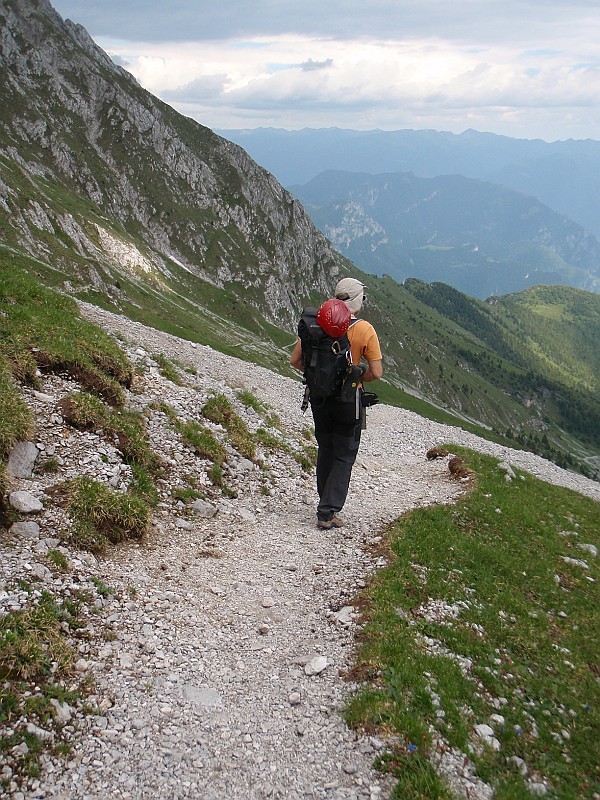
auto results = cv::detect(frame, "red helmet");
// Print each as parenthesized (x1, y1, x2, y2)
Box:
(316, 298, 352, 338)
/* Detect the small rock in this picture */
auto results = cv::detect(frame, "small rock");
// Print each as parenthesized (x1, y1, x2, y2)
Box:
(237, 507, 257, 523)
(10, 521, 40, 539)
(332, 606, 355, 625)
(50, 699, 73, 724)
(7, 442, 39, 479)
(9, 491, 43, 513)
(288, 692, 301, 706)
(528, 782, 548, 796)
(26, 723, 54, 742)
(561, 556, 588, 569)
(578, 543, 597, 557)
(508, 755, 528, 776)
(192, 499, 218, 518)
(305, 656, 327, 676)
(31, 563, 52, 581)
(184, 686, 222, 707)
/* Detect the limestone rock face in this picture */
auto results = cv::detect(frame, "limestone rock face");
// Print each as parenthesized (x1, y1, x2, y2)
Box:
(0, 0, 347, 328)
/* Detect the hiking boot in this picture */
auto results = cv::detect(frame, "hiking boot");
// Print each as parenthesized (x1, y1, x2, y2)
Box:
(317, 514, 344, 530)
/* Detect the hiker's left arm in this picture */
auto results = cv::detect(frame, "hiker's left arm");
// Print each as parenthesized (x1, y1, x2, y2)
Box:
(362, 327, 383, 382)
(290, 340, 303, 371)
(363, 359, 382, 382)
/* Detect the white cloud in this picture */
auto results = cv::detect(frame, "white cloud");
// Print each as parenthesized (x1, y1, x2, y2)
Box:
(51, 0, 600, 140)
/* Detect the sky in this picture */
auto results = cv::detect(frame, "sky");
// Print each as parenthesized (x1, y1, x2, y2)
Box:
(50, 0, 600, 142)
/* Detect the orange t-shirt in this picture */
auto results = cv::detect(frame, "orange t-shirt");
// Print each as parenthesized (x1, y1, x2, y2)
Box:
(347, 318, 382, 366)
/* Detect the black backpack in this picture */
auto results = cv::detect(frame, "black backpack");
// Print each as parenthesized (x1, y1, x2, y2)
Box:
(298, 307, 351, 400)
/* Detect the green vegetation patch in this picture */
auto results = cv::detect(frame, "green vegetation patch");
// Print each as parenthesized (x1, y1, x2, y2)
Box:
(0, 262, 132, 406)
(202, 392, 256, 461)
(0, 361, 33, 475)
(65, 476, 150, 552)
(175, 418, 227, 465)
(0, 593, 73, 682)
(346, 448, 600, 799)
(58, 392, 161, 473)
(294, 445, 318, 472)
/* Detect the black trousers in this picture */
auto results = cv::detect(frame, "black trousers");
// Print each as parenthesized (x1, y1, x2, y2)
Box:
(310, 397, 362, 521)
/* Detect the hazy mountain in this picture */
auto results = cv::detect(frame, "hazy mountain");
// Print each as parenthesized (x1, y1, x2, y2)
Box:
(290, 170, 600, 299)
(1, 0, 599, 477)
(218, 127, 600, 239)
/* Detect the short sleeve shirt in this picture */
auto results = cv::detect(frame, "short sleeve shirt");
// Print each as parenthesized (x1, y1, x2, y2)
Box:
(347, 319, 382, 366)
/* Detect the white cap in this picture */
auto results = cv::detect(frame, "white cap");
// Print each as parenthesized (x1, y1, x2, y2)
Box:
(334, 277, 365, 314)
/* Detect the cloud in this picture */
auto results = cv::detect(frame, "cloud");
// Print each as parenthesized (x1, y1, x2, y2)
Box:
(164, 75, 229, 102)
(50, 0, 600, 140)
(51, 0, 600, 45)
(300, 59, 333, 72)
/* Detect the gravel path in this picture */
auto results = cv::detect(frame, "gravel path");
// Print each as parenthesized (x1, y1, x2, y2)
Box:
(4, 304, 599, 800)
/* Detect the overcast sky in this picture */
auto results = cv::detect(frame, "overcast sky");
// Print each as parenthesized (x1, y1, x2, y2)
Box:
(51, 0, 600, 141)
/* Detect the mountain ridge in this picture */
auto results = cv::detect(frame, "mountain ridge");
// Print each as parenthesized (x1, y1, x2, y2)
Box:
(289, 169, 600, 299)
(218, 126, 600, 240)
(0, 0, 346, 328)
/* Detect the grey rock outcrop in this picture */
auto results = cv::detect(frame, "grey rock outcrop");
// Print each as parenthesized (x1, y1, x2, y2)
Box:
(0, 0, 347, 328)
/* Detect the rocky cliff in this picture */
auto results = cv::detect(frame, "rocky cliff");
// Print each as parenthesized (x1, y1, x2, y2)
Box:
(0, 0, 345, 326)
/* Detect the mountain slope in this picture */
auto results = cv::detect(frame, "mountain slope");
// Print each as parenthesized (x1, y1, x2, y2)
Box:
(1, 0, 599, 478)
(0, 0, 343, 329)
(290, 170, 600, 299)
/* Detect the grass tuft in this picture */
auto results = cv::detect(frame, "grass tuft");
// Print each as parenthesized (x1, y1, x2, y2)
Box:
(152, 352, 185, 386)
(59, 392, 161, 473)
(176, 418, 227, 464)
(294, 445, 317, 472)
(236, 389, 267, 414)
(202, 393, 256, 461)
(66, 477, 150, 552)
(0, 594, 73, 682)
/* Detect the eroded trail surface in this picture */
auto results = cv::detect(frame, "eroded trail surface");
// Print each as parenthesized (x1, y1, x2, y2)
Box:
(9, 305, 600, 800)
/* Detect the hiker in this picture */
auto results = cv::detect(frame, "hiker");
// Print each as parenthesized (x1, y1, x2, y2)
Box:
(290, 278, 383, 529)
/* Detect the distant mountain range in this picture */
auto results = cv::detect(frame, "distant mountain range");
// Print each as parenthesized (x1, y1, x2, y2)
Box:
(289, 170, 600, 300)
(1, 0, 600, 478)
(218, 127, 600, 240)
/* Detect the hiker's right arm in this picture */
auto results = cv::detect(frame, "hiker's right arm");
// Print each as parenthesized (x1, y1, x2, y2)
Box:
(290, 340, 303, 371)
